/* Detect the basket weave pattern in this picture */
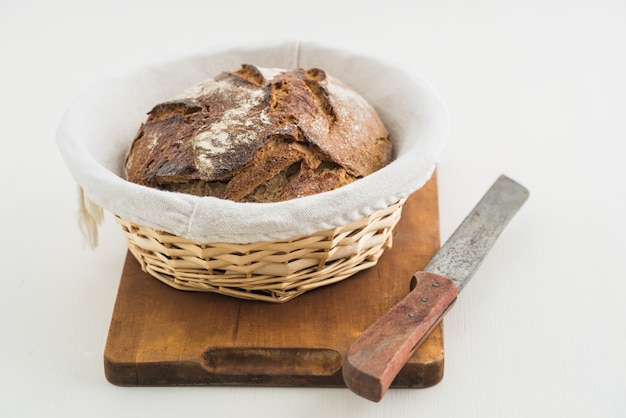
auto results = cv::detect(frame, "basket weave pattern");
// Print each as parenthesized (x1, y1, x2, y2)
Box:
(115, 199, 405, 303)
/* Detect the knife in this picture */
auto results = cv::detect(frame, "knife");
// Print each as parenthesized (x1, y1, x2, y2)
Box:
(342, 174, 529, 402)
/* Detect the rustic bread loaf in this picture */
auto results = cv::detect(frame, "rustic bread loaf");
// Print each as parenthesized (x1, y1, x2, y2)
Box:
(124, 64, 392, 202)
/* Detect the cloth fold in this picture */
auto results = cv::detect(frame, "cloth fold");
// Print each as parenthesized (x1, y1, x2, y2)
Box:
(56, 40, 450, 244)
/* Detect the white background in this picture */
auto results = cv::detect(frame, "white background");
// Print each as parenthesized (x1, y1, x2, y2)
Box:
(1, 0, 625, 417)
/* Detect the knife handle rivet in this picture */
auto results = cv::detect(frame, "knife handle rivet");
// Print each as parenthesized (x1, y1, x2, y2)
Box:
(420, 297, 428, 303)
(432, 282, 440, 287)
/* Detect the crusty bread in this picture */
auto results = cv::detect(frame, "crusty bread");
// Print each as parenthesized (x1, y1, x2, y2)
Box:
(124, 64, 392, 202)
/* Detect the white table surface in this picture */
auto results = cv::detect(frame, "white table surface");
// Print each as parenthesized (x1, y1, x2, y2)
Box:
(2, 0, 625, 417)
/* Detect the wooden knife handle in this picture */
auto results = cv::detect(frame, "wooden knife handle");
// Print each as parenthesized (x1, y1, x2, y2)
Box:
(342, 271, 458, 402)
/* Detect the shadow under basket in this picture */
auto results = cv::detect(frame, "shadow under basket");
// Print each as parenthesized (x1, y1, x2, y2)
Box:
(115, 199, 406, 303)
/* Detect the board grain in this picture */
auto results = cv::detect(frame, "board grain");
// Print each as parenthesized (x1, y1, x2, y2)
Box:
(104, 172, 444, 388)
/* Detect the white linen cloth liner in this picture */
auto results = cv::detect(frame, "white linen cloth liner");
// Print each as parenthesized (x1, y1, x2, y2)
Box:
(56, 40, 450, 244)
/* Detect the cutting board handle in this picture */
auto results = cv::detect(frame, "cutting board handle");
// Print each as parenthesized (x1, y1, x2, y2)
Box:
(203, 347, 342, 376)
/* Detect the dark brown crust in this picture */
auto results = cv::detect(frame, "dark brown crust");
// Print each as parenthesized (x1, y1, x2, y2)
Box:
(124, 65, 391, 202)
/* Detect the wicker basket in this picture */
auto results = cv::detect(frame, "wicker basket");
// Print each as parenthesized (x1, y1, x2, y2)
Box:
(57, 41, 449, 303)
(115, 198, 405, 303)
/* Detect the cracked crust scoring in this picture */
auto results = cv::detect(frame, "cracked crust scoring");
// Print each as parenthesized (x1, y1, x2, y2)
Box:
(124, 64, 392, 202)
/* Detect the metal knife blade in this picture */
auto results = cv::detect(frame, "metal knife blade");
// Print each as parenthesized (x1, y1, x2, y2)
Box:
(425, 174, 530, 292)
(342, 175, 529, 402)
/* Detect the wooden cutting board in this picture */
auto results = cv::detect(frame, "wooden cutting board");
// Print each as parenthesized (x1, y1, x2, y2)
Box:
(104, 173, 444, 388)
